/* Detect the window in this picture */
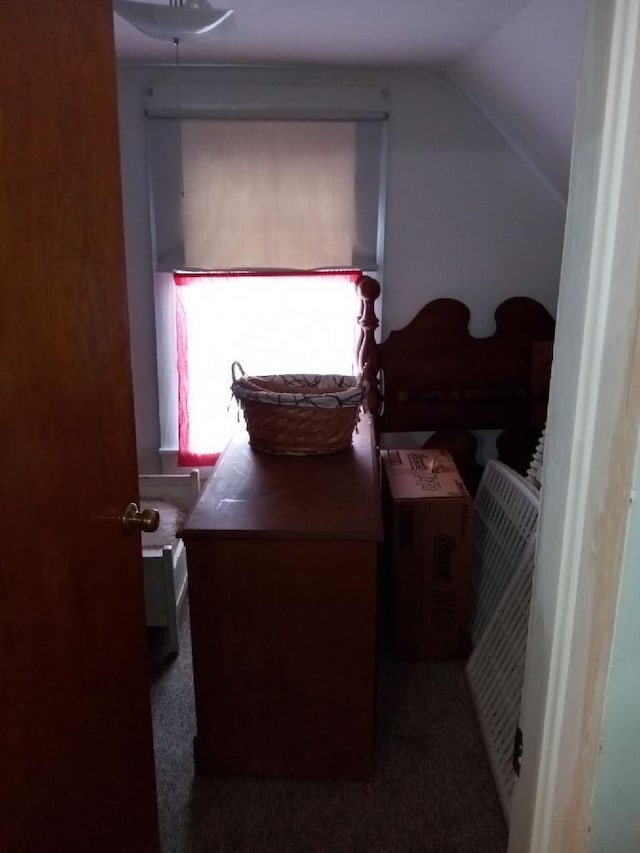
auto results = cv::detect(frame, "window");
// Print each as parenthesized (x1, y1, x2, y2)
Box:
(145, 84, 388, 467)
(175, 269, 362, 465)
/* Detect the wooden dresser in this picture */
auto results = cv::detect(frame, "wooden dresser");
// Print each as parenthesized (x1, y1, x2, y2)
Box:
(181, 415, 382, 779)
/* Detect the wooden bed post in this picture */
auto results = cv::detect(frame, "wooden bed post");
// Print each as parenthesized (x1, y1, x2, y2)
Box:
(356, 275, 381, 414)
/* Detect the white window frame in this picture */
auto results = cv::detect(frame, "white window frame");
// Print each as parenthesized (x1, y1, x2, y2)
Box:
(144, 83, 389, 471)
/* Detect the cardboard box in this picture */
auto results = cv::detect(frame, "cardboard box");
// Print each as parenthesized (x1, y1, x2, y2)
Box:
(381, 448, 473, 659)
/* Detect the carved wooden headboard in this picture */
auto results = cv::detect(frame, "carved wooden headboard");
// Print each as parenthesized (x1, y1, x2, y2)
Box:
(355, 276, 555, 492)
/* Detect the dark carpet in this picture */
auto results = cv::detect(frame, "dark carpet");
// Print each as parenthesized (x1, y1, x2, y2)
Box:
(149, 601, 507, 853)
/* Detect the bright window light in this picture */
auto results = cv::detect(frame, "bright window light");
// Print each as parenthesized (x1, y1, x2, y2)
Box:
(175, 270, 362, 464)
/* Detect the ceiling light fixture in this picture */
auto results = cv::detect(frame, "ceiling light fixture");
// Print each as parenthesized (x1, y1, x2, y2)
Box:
(113, 0, 233, 41)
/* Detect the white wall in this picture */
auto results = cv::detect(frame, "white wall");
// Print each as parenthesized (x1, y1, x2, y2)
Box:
(381, 72, 566, 336)
(588, 430, 640, 852)
(448, 0, 586, 202)
(117, 65, 566, 471)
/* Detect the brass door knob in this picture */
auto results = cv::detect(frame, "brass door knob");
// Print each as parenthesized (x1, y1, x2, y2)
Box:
(120, 502, 160, 533)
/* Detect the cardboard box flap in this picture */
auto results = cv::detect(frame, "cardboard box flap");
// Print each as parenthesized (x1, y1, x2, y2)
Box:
(381, 449, 469, 501)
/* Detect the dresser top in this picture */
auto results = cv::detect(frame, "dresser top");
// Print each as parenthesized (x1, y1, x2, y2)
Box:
(181, 415, 382, 541)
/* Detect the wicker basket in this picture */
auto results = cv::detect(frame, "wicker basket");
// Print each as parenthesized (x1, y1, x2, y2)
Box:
(231, 362, 363, 455)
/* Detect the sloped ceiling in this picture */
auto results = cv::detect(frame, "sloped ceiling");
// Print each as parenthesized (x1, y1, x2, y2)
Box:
(113, 0, 532, 67)
(449, 0, 587, 200)
(113, 0, 587, 201)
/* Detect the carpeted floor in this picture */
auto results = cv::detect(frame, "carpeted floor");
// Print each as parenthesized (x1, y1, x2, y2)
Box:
(149, 601, 508, 853)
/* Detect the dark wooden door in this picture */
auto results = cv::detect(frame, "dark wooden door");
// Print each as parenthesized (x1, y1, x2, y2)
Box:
(0, 3, 160, 851)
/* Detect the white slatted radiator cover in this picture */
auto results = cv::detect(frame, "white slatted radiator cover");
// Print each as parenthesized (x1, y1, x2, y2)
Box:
(466, 550, 536, 821)
(471, 460, 539, 646)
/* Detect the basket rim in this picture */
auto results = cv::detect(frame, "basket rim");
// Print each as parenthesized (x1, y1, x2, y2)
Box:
(231, 370, 364, 408)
